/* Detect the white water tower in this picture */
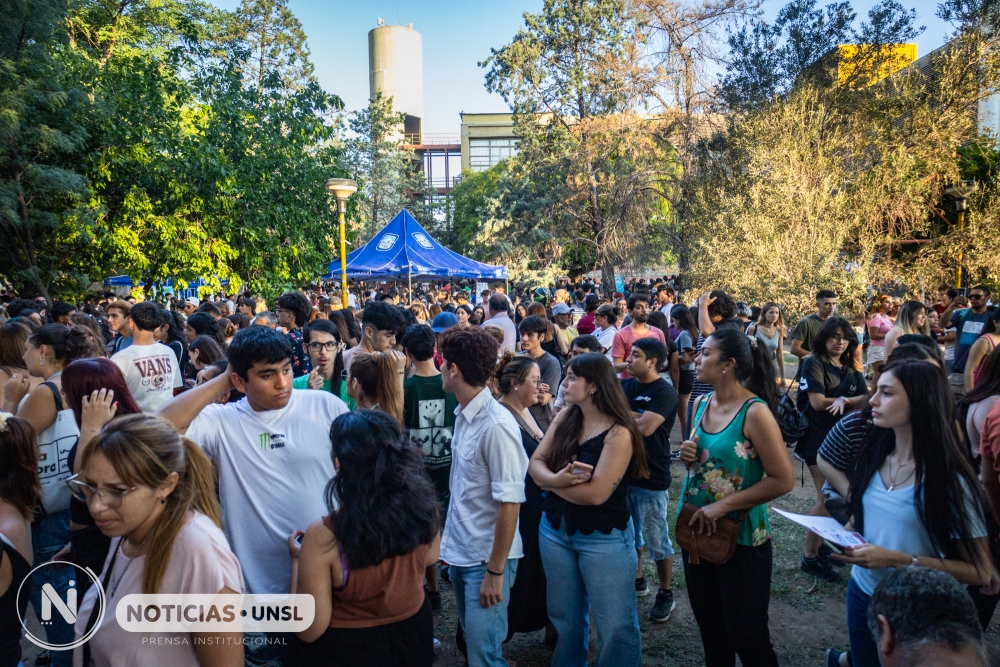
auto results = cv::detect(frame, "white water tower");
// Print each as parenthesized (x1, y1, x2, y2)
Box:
(368, 23, 424, 142)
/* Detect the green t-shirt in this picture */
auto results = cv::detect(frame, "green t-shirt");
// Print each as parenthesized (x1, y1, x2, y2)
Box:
(403, 374, 457, 498)
(292, 374, 356, 410)
(790, 313, 825, 353)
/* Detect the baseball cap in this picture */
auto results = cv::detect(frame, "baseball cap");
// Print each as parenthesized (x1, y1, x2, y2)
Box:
(552, 303, 571, 316)
(185, 296, 199, 308)
(431, 312, 459, 333)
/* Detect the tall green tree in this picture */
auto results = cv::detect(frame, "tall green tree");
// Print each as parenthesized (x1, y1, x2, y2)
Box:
(483, 0, 676, 292)
(0, 0, 96, 299)
(233, 0, 315, 92)
(343, 93, 426, 242)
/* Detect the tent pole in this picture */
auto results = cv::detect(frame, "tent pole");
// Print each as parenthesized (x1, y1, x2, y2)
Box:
(408, 266, 412, 305)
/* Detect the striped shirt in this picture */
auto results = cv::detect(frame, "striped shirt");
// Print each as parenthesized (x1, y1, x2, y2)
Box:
(817, 410, 869, 472)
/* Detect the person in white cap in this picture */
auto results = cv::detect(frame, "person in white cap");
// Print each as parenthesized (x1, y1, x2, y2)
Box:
(183, 296, 199, 316)
(551, 303, 579, 351)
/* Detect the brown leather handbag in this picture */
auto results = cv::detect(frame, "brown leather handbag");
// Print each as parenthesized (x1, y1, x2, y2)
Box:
(675, 503, 746, 565)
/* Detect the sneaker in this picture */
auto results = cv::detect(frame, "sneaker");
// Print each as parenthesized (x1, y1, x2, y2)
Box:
(649, 589, 676, 623)
(801, 556, 842, 581)
(825, 648, 850, 667)
(635, 577, 650, 597)
(425, 585, 442, 610)
(818, 543, 846, 567)
(433, 638, 442, 655)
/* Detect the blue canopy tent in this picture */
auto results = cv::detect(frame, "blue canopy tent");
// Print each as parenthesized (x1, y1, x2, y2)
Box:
(324, 210, 507, 294)
(102, 276, 228, 298)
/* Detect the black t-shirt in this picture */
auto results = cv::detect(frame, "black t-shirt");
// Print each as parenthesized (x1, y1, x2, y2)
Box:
(796, 356, 867, 433)
(621, 377, 678, 490)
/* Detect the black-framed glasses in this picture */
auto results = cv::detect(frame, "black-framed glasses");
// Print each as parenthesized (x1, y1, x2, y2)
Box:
(970, 293, 986, 299)
(307, 342, 342, 352)
(66, 474, 140, 509)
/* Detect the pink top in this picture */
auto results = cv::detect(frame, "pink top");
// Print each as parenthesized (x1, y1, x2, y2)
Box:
(867, 313, 893, 347)
(74, 512, 244, 667)
(611, 325, 667, 379)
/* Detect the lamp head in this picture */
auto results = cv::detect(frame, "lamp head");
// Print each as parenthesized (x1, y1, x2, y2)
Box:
(944, 180, 978, 200)
(325, 178, 358, 200)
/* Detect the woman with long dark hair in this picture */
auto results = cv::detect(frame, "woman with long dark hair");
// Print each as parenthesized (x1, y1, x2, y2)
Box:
(528, 353, 648, 667)
(0, 321, 40, 406)
(456, 304, 473, 329)
(291, 410, 441, 665)
(795, 316, 868, 581)
(1, 324, 96, 664)
(61, 357, 144, 579)
(153, 310, 189, 378)
(833, 359, 999, 667)
(184, 312, 226, 350)
(672, 306, 699, 438)
(340, 308, 362, 346)
(0, 414, 40, 667)
(678, 327, 794, 667)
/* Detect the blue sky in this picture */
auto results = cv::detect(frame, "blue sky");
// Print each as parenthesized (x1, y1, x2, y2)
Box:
(209, 0, 955, 134)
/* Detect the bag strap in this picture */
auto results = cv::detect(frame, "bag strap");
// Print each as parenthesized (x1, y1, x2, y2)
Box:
(82, 539, 122, 666)
(500, 401, 541, 443)
(42, 381, 63, 412)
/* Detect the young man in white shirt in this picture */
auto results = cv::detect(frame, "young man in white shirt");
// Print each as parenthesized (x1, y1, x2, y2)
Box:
(438, 326, 527, 667)
(594, 304, 619, 361)
(110, 302, 182, 413)
(158, 325, 348, 666)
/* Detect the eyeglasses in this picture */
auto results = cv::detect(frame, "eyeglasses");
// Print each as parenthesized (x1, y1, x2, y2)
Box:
(970, 294, 986, 299)
(307, 342, 342, 352)
(66, 475, 140, 509)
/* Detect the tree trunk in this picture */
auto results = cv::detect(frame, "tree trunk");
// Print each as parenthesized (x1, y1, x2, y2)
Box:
(601, 260, 616, 297)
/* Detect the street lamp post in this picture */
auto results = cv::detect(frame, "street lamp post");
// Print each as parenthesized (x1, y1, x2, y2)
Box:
(944, 180, 978, 288)
(325, 178, 358, 308)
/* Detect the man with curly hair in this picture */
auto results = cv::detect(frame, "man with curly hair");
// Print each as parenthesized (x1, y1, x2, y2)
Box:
(438, 327, 527, 667)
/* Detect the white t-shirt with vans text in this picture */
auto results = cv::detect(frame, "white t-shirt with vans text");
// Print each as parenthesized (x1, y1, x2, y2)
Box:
(186, 389, 348, 594)
(111, 342, 183, 413)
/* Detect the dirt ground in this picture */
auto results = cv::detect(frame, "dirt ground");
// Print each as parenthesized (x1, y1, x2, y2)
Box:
(19, 354, 1000, 665)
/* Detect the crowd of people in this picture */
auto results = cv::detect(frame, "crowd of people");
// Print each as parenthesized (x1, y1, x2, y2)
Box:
(0, 276, 995, 667)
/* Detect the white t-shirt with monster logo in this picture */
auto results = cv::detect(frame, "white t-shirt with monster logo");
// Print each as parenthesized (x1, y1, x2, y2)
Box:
(185, 389, 348, 594)
(111, 342, 183, 414)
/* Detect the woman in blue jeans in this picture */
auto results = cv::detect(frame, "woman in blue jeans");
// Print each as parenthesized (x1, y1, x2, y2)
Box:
(528, 352, 648, 667)
(828, 359, 1000, 667)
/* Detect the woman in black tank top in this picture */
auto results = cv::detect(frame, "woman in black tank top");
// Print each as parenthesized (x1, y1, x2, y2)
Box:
(0, 414, 43, 667)
(529, 353, 648, 667)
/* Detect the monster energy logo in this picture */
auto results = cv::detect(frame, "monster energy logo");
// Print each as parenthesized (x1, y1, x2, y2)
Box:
(258, 433, 286, 451)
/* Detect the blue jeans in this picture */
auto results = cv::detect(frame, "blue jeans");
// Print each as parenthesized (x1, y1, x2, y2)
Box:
(30, 509, 73, 667)
(450, 560, 517, 667)
(627, 486, 674, 562)
(243, 631, 293, 667)
(847, 578, 881, 667)
(539, 515, 641, 667)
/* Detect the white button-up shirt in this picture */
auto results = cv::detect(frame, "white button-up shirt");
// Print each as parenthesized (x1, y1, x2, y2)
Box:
(489, 311, 517, 354)
(440, 387, 528, 567)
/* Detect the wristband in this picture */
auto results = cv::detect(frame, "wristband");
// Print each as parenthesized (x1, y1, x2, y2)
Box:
(486, 567, 505, 577)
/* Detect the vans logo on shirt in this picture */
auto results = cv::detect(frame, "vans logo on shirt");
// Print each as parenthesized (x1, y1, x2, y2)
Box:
(258, 433, 287, 451)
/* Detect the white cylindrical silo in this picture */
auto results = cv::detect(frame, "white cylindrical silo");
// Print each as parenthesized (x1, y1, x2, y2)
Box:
(368, 24, 424, 136)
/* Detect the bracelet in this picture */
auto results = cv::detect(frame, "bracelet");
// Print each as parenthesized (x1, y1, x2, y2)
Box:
(486, 567, 505, 577)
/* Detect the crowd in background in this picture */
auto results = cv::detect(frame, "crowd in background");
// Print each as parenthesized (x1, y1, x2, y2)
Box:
(0, 275, 996, 667)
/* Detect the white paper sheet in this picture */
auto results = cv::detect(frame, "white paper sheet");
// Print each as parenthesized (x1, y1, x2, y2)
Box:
(771, 508, 868, 547)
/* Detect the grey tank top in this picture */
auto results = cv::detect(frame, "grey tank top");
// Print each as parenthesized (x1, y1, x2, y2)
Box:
(750, 325, 780, 359)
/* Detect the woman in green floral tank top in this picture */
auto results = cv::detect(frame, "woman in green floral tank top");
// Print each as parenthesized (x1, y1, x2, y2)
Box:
(678, 328, 794, 667)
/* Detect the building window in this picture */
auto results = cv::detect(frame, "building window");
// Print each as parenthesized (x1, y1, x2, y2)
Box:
(469, 138, 519, 171)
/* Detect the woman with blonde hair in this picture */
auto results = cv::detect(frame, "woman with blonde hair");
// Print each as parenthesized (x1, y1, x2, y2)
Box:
(746, 302, 785, 386)
(409, 302, 428, 325)
(882, 300, 930, 360)
(72, 414, 243, 665)
(346, 351, 404, 425)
